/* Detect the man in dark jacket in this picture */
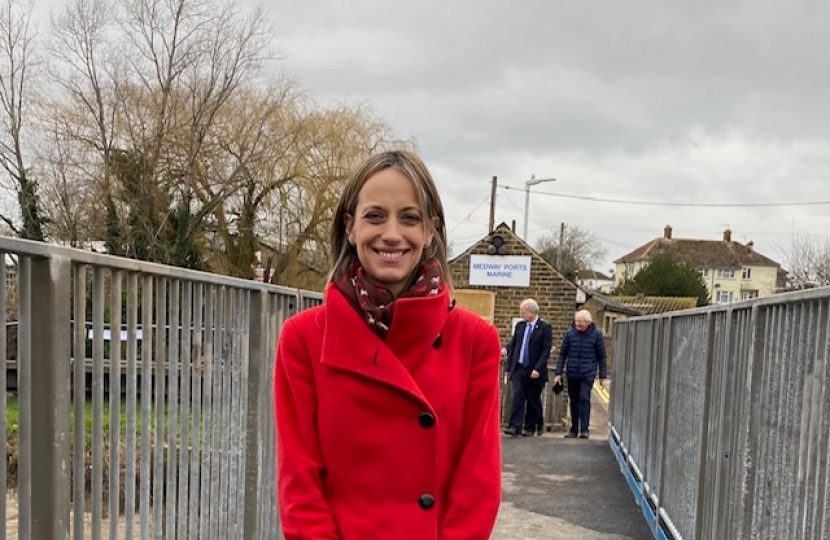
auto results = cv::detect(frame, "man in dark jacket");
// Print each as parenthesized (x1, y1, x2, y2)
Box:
(553, 310, 607, 439)
(502, 298, 553, 437)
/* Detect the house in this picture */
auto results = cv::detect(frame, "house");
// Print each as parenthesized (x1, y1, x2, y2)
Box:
(614, 226, 786, 305)
(576, 269, 615, 294)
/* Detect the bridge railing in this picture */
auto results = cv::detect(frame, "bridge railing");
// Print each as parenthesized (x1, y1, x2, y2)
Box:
(0, 236, 322, 540)
(611, 286, 830, 540)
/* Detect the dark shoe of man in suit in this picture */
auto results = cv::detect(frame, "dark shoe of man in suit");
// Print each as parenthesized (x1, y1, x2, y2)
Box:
(521, 430, 534, 437)
(503, 428, 520, 437)
(564, 431, 578, 438)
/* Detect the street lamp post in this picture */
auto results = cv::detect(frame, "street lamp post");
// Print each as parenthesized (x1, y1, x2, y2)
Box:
(523, 175, 556, 241)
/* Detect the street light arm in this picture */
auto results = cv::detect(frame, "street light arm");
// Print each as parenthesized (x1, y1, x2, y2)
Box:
(525, 177, 556, 188)
(523, 177, 556, 240)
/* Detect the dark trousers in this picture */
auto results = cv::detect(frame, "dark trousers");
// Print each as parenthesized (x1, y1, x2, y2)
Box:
(567, 376, 594, 435)
(508, 367, 544, 432)
(523, 381, 544, 433)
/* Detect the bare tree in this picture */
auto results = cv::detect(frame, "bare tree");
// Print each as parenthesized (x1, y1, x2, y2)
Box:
(0, 0, 46, 239)
(535, 224, 608, 280)
(784, 232, 830, 289)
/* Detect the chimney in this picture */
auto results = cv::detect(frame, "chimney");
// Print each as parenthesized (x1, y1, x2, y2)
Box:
(747, 240, 754, 253)
(664, 225, 672, 239)
(723, 228, 732, 242)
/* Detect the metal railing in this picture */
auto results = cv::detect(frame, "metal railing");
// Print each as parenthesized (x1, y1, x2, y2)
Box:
(610, 286, 830, 540)
(0, 236, 322, 540)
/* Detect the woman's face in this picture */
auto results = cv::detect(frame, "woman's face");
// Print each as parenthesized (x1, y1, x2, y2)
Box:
(345, 168, 433, 297)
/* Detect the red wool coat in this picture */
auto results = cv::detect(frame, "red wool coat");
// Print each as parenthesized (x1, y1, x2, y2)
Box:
(274, 284, 502, 540)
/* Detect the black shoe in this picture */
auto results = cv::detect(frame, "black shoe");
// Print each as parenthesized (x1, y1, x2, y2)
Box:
(564, 432, 578, 439)
(579, 432, 589, 439)
(503, 428, 520, 437)
(521, 430, 534, 437)
(536, 429, 544, 437)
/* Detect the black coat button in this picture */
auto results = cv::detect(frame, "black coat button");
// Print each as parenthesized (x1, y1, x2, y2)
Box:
(418, 412, 435, 428)
(419, 494, 435, 509)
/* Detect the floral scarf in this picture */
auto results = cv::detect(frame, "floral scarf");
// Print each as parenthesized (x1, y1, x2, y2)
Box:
(334, 258, 444, 339)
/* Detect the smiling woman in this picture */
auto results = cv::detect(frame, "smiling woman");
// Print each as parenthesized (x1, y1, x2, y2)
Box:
(343, 167, 433, 297)
(274, 150, 503, 540)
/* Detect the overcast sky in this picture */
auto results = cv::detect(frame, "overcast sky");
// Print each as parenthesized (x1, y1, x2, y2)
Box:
(26, 0, 828, 274)
(258, 0, 829, 273)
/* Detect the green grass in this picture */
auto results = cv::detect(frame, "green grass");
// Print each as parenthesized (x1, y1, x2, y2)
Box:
(3, 395, 168, 446)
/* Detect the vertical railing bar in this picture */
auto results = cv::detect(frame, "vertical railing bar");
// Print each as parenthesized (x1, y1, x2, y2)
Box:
(768, 304, 788, 536)
(153, 278, 167, 540)
(139, 275, 154, 540)
(694, 312, 717, 540)
(215, 287, 229, 540)
(228, 289, 243, 536)
(109, 270, 123, 540)
(265, 294, 281, 537)
(30, 255, 72, 540)
(73, 264, 87, 540)
(803, 300, 821, 540)
(91, 267, 105, 540)
(200, 285, 216, 540)
(166, 279, 181, 540)
(654, 315, 674, 536)
(177, 281, 193, 540)
(741, 304, 766, 537)
(188, 283, 204, 540)
(243, 289, 265, 540)
(242, 288, 254, 539)
(17, 258, 32, 540)
(125, 272, 139, 540)
(713, 308, 737, 539)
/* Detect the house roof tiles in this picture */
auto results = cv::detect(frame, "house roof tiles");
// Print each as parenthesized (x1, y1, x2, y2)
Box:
(611, 295, 698, 315)
(614, 237, 779, 269)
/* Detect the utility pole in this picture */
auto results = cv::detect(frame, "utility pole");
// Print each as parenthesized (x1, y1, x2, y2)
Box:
(488, 176, 497, 233)
(557, 222, 565, 270)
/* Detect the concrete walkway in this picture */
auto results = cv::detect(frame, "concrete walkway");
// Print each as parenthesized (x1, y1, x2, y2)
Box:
(491, 389, 652, 540)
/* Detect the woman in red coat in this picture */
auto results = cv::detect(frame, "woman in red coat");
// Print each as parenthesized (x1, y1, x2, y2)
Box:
(274, 150, 502, 539)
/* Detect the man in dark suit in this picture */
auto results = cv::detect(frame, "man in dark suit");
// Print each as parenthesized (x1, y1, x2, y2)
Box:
(502, 298, 553, 437)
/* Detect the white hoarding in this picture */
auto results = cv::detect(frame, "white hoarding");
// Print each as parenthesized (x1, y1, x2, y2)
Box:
(469, 255, 532, 287)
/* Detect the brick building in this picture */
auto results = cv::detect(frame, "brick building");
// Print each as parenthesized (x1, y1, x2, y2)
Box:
(448, 223, 586, 431)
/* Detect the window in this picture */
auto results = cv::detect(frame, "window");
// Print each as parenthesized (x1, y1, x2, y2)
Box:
(625, 263, 635, 275)
(604, 314, 618, 337)
(742, 267, 752, 280)
(718, 268, 735, 279)
(698, 268, 709, 278)
(741, 290, 758, 300)
(717, 291, 734, 304)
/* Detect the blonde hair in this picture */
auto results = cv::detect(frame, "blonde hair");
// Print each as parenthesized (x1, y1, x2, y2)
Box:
(329, 150, 451, 288)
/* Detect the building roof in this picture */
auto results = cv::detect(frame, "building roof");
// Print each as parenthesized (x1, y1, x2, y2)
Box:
(449, 222, 581, 295)
(585, 291, 642, 316)
(614, 226, 780, 269)
(611, 295, 698, 315)
(577, 269, 612, 281)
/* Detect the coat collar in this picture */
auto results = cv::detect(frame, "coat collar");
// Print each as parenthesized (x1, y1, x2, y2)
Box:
(320, 284, 451, 407)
